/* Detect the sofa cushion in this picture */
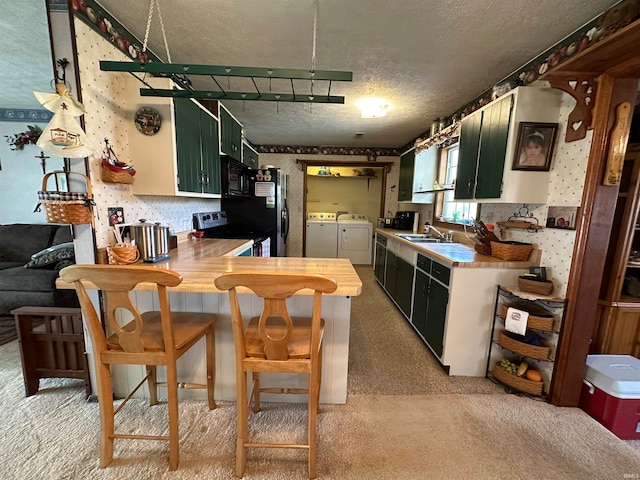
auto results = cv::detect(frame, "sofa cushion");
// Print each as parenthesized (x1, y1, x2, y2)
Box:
(0, 266, 59, 291)
(26, 246, 75, 269)
(0, 261, 25, 270)
(0, 224, 59, 263)
(51, 225, 73, 246)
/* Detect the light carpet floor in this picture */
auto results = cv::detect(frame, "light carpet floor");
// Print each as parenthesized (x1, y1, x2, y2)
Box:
(0, 266, 638, 479)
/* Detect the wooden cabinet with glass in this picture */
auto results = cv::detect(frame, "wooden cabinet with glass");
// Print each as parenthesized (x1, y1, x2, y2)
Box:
(593, 143, 640, 356)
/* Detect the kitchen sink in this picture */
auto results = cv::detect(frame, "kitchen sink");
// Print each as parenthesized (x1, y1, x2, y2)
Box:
(394, 233, 442, 243)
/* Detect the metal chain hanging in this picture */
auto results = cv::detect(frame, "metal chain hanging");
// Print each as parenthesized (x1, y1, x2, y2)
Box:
(142, 0, 172, 63)
(309, 0, 318, 113)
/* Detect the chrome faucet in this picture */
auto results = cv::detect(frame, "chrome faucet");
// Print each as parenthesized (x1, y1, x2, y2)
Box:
(424, 223, 446, 241)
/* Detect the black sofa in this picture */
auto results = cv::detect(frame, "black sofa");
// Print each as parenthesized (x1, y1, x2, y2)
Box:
(0, 224, 79, 315)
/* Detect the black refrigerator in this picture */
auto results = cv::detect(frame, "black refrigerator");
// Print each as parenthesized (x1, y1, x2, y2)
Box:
(222, 167, 289, 257)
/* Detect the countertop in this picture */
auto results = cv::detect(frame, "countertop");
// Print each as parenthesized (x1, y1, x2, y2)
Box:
(376, 228, 540, 269)
(59, 237, 362, 296)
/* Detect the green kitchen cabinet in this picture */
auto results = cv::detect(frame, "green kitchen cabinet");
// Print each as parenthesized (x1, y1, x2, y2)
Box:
(398, 149, 415, 201)
(174, 97, 202, 194)
(454, 86, 562, 204)
(374, 234, 387, 285)
(425, 274, 448, 358)
(175, 98, 221, 195)
(412, 268, 429, 337)
(384, 250, 413, 318)
(411, 254, 449, 358)
(455, 94, 512, 200)
(199, 108, 221, 194)
(220, 106, 243, 162)
(242, 142, 259, 169)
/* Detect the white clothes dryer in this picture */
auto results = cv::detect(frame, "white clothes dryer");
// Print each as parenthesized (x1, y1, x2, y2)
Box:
(337, 214, 373, 265)
(305, 212, 338, 258)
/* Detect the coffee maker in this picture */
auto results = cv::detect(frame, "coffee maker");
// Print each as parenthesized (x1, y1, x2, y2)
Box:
(393, 211, 416, 230)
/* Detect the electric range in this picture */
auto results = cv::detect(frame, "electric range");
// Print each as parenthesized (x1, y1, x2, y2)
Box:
(192, 211, 271, 256)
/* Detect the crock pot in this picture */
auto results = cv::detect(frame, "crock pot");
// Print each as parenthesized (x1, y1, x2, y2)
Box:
(128, 219, 171, 262)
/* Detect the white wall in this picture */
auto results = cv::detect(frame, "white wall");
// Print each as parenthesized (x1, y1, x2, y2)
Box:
(0, 121, 65, 224)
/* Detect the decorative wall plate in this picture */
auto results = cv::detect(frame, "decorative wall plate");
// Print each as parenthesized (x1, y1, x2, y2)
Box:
(134, 106, 161, 136)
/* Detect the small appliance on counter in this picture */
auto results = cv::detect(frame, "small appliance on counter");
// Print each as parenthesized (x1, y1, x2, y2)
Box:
(392, 211, 416, 230)
(124, 219, 171, 263)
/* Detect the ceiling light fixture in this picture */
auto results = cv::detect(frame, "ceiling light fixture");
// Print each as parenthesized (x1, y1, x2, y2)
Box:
(357, 98, 390, 118)
(100, 0, 352, 104)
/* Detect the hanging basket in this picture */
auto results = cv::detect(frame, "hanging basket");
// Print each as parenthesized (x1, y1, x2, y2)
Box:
(102, 159, 135, 184)
(101, 139, 135, 184)
(36, 171, 95, 225)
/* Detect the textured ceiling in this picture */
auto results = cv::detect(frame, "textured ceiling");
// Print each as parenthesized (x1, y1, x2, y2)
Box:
(3, 0, 621, 148)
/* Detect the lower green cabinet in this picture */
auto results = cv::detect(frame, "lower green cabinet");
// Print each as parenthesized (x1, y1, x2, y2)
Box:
(384, 250, 413, 318)
(374, 236, 387, 284)
(425, 278, 448, 357)
(412, 269, 429, 337)
(411, 254, 449, 358)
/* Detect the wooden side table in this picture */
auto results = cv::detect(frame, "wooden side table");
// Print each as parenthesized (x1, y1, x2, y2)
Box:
(11, 306, 91, 397)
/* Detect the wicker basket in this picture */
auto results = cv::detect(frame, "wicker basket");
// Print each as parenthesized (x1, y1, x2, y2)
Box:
(106, 245, 140, 265)
(500, 304, 554, 331)
(498, 330, 550, 360)
(518, 276, 554, 295)
(490, 241, 533, 261)
(37, 171, 94, 225)
(101, 160, 135, 184)
(492, 361, 543, 395)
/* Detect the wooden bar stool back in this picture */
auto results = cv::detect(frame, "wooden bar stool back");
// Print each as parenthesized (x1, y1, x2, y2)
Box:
(214, 271, 337, 479)
(59, 264, 216, 471)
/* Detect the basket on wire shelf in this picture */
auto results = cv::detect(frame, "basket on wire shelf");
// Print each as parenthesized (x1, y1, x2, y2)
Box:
(101, 138, 135, 184)
(36, 170, 95, 225)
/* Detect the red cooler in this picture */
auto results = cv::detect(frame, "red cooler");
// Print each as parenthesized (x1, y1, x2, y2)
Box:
(580, 354, 640, 439)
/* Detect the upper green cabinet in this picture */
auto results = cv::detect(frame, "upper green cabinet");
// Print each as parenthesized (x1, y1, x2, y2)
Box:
(174, 98, 221, 195)
(126, 77, 221, 198)
(242, 142, 259, 169)
(220, 106, 243, 162)
(454, 86, 562, 204)
(398, 149, 415, 201)
(455, 95, 512, 200)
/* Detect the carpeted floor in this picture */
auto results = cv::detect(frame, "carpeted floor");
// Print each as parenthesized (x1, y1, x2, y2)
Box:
(0, 316, 17, 346)
(0, 265, 638, 479)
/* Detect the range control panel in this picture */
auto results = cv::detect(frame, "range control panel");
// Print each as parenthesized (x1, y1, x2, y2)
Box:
(192, 211, 228, 230)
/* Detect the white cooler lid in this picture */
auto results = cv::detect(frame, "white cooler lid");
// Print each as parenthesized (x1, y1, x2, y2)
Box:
(584, 354, 640, 399)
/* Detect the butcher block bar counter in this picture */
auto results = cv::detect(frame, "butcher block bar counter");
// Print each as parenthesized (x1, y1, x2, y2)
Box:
(58, 237, 362, 404)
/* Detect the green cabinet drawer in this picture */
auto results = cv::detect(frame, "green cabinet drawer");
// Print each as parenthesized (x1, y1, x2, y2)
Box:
(430, 260, 450, 286)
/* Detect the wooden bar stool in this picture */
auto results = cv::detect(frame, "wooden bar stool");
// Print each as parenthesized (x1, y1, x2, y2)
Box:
(60, 264, 217, 471)
(214, 271, 337, 479)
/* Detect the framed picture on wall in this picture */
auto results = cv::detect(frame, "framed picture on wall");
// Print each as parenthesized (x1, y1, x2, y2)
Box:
(546, 206, 579, 230)
(512, 122, 558, 171)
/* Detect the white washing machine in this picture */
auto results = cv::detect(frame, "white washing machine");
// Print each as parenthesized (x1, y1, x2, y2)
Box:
(306, 212, 338, 258)
(337, 214, 373, 265)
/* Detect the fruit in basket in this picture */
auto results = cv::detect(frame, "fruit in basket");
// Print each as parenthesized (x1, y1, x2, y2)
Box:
(498, 359, 519, 375)
(525, 369, 542, 382)
(517, 361, 529, 377)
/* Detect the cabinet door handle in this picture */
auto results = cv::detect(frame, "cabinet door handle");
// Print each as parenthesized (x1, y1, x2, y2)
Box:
(467, 179, 473, 195)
